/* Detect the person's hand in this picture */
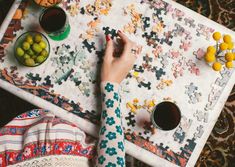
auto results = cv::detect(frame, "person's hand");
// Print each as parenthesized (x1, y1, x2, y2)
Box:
(101, 31, 142, 84)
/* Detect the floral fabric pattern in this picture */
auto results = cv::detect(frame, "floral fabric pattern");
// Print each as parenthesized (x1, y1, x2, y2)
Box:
(96, 82, 125, 167)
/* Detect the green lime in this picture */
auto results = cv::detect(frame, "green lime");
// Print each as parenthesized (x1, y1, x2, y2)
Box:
(36, 55, 45, 63)
(27, 49, 34, 56)
(25, 58, 35, 66)
(34, 34, 42, 43)
(31, 55, 37, 60)
(22, 42, 30, 50)
(32, 43, 42, 53)
(16, 47, 24, 57)
(26, 35, 33, 45)
(39, 41, 47, 49)
(41, 49, 48, 57)
(23, 54, 30, 60)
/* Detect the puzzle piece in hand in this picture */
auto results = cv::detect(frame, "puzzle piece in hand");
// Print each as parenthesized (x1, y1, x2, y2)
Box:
(82, 39, 96, 53)
(173, 126, 185, 143)
(141, 16, 150, 30)
(193, 125, 204, 139)
(125, 112, 136, 127)
(102, 27, 118, 39)
(193, 110, 208, 123)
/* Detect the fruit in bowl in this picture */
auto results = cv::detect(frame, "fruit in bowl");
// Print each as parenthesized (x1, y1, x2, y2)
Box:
(14, 31, 50, 67)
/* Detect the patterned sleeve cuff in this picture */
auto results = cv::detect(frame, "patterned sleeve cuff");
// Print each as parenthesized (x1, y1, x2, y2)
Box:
(100, 81, 120, 94)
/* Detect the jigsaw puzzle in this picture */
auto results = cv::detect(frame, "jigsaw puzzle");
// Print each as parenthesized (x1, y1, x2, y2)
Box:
(0, 0, 234, 167)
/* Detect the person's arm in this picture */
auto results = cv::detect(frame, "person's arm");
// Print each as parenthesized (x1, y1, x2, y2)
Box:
(96, 81, 125, 167)
(96, 31, 142, 167)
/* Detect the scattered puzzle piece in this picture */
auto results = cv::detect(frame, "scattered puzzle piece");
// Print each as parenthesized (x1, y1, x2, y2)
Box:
(125, 112, 136, 127)
(153, 67, 166, 80)
(82, 39, 96, 53)
(193, 125, 204, 139)
(193, 110, 208, 123)
(173, 126, 185, 143)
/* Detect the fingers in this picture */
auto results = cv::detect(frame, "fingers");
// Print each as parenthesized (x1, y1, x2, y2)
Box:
(104, 35, 114, 61)
(117, 30, 129, 44)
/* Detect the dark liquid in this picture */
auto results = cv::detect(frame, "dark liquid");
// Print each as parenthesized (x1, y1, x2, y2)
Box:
(40, 7, 66, 33)
(153, 102, 181, 130)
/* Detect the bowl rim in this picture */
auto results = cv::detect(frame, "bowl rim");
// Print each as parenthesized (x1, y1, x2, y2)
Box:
(14, 31, 50, 67)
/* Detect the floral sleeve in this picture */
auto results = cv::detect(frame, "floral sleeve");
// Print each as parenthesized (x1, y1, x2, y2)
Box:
(96, 82, 125, 167)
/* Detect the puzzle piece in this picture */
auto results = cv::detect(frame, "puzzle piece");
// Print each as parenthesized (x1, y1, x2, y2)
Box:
(159, 53, 169, 68)
(125, 112, 136, 127)
(137, 80, 151, 90)
(26, 73, 41, 85)
(53, 68, 74, 85)
(42, 76, 52, 87)
(193, 110, 208, 123)
(180, 40, 191, 51)
(180, 138, 196, 158)
(172, 8, 185, 21)
(173, 126, 185, 143)
(156, 79, 173, 90)
(82, 39, 96, 53)
(70, 72, 82, 86)
(185, 82, 198, 95)
(172, 23, 185, 37)
(190, 92, 202, 104)
(185, 82, 202, 104)
(78, 82, 90, 97)
(141, 16, 150, 30)
(153, 67, 166, 80)
(133, 65, 144, 73)
(215, 69, 232, 87)
(102, 27, 118, 39)
(205, 86, 222, 111)
(193, 125, 204, 139)
(193, 48, 205, 60)
(196, 24, 214, 40)
(184, 17, 196, 28)
(186, 60, 200, 76)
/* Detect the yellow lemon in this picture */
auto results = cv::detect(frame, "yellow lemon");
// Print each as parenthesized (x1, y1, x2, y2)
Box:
(204, 52, 215, 63)
(212, 62, 222, 71)
(223, 35, 232, 43)
(227, 42, 234, 50)
(207, 46, 216, 54)
(219, 43, 228, 51)
(213, 32, 221, 41)
(225, 52, 234, 62)
(225, 61, 233, 68)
